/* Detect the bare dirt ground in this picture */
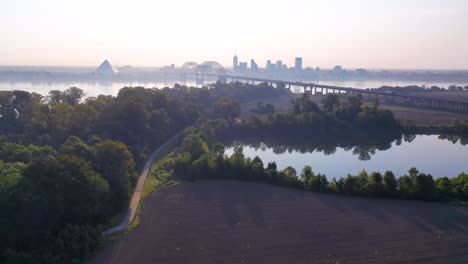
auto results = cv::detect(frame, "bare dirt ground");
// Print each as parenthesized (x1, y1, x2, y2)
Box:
(383, 105, 468, 126)
(410, 91, 468, 102)
(92, 181, 468, 264)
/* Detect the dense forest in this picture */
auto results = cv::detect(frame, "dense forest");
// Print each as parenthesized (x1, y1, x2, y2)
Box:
(1, 82, 467, 263)
(0, 82, 291, 263)
(0, 86, 204, 263)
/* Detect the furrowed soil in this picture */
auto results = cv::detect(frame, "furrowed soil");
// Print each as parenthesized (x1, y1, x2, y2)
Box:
(92, 181, 468, 264)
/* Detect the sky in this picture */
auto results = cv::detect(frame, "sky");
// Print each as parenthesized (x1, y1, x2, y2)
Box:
(1, 0, 468, 69)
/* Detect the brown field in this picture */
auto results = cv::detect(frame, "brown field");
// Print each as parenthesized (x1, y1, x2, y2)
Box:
(411, 91, 468, 102)
(382, 105, 468, 126)
(92, 181, 468, 264)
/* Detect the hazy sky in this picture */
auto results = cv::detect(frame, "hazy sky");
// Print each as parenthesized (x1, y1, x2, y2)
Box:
(1, 0, 468, 69)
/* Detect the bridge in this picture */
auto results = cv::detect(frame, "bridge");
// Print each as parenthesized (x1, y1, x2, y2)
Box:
(193, 73, 468, 113)
(180, 61, 227, 84)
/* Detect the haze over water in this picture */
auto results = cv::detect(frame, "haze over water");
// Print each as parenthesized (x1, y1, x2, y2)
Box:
(1, 80, 466, 97)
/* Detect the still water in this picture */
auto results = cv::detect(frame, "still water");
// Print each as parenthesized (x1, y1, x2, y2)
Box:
(0, 80, 466, 97)
(225, 135, 468, 179)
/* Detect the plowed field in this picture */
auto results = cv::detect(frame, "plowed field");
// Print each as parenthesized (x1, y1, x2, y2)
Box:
(92, 181, 468, 264)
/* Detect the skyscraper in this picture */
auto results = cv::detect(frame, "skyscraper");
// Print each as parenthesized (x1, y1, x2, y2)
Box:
(233, 55, 238, 71)
(251, 59, 258, 71)
(295, 57, 302, 71)
(276, 60, 283, 71)
(266, 60, 272, 71)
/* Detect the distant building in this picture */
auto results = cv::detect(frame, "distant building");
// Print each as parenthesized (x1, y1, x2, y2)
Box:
(356, 68, 367, 76)
(251, 59, 258, 71)
(276, 60, 283, 71)
(266, 60, 272, 71)
(295, 57, 302, 71)
(233, 55, 239, 70)
(239, 62, 248, 71)
(95, 59, 118, 75)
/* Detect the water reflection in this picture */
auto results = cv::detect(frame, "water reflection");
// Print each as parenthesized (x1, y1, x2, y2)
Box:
(224, 134, 405, 161)
(225, 134, 468, 162)
(224, 134, 468, 178)
(438, 134, 468, 145)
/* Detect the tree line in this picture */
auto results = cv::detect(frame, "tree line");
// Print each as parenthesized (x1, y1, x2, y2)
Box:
(196, 93, 402, 143)
(171, 129, 468, 202)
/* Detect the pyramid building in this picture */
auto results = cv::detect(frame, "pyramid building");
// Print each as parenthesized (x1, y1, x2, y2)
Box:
(95, 59, 118, 74)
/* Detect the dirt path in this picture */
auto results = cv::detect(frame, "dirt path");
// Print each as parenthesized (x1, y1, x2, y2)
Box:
(93, 181, 468, 264)
(103, 132, 181, 235)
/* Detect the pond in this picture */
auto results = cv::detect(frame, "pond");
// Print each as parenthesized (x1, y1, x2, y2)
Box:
(225, 135, 468, 179)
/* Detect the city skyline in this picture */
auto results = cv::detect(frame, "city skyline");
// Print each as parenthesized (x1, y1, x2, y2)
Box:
(1, 0, 468, 69)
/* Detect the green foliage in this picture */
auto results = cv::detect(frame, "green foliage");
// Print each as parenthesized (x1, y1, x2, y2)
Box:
(321, 94, 340, 113)
(95, 140, 136, 214)
(383, 171, 398, 196)
(291, 94, 320, 114)
(214, 97, 241, 119)
(250, 101, 275, 115)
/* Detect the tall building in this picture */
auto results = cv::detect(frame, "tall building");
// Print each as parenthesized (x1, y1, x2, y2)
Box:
(233, 55, 238, 71)
(239, 62, 248, 71)
(276, 60, 283, 71)
(251, 59, 258, 71)
(295, 57, 303, 71)
(266, 60, 272, 70)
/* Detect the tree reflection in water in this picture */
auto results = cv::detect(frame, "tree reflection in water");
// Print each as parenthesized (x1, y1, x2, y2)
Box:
(224, 134, 402, 161)
(223, 134, 467, 161)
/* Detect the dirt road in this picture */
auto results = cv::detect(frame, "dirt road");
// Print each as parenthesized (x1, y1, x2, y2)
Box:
(103, 133, 181, 235)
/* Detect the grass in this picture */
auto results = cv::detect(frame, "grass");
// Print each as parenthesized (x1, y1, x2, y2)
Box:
(93, 152, 181, 261)
(124, 153, 180, 233)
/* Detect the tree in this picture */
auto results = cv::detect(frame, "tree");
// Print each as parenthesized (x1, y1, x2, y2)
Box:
(291, 94, 320, 114)
(95, 140, 136, 213)
(300, 165, 314, 182)
(451, 173, 468, 199)
(308, 174, 329, 192)
(435, 177, 452, 198)
(368, 172, 384, 196)
(181, 134, 209, 160)
(282, 166, 297, 178)
(383, 171, 398, 196)
(343, 176, 357, 195)
(62, 87, 85, 105)
(214, 97, 241, 119)
(48, 90, 63, 103)
(212, 143, 225, 160)
(60, 136, 95, 162)
(321, 94, 340, 113)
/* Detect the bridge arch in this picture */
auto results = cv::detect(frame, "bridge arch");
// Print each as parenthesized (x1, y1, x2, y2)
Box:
(181, 61, 226, 74)
(181, 61, 199, 72)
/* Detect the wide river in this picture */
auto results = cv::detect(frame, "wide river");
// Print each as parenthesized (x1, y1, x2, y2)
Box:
(225, 135, 468, 179)
(0, 79, 466, 97)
